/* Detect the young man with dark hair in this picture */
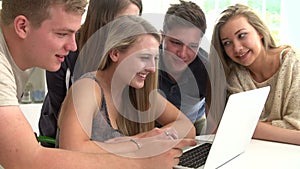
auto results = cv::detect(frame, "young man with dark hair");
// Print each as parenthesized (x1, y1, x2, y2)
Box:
(159, 0, 209, 135)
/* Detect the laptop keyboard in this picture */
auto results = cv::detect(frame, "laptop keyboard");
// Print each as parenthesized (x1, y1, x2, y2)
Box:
(178, 143, 212, 168)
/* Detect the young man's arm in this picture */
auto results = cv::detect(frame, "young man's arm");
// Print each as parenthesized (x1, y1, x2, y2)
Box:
(0, 106, 195, 169)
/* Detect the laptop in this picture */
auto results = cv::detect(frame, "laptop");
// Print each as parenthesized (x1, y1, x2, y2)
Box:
(175, 86, 270, 169)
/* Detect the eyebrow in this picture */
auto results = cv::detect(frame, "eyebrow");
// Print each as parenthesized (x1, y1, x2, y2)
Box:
(53, 28, 77, 33)
(221, 28, 245, 41)
(234, 28, 245, 36)
(169, 37, 199, 46)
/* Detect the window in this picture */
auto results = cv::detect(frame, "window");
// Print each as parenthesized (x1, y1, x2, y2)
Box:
(142, 0, 300, 50)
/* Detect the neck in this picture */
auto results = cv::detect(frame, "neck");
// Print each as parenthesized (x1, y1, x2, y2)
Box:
(248, 48, 281, 82)
(1, 26, 29, 70)
(96, 68, 124, 109)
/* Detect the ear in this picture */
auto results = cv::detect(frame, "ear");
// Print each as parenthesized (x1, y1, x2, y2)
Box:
(109, 49, 120, 62)
(14, 15, 30, 39)
(258, 32, 264, 39)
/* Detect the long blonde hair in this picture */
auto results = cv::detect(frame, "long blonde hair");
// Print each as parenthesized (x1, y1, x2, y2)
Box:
(210, 3, 277, 77)
(207, 4, 281, 130)
(99, 15, 161, 136)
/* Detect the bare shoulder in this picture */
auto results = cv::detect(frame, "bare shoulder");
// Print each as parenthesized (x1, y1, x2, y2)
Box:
(63, 76, 102, 117)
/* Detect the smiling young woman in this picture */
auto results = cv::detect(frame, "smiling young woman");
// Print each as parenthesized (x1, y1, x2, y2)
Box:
(209, 3, 300, 145)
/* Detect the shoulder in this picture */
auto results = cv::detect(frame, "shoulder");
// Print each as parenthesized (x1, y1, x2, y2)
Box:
(63, 72, 102, 115)
(279, 47, 300, 66)
(278, 46, 294, 62)
(71, 72, 101, 96)
(0, 53, 18, 105)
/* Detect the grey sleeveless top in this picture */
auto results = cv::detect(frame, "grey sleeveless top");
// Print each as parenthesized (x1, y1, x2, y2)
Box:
(56, 72, 123, 147)
(84, 72, 123, 142)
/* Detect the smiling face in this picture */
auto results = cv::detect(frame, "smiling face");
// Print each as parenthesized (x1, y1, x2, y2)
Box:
(162, 26, 201, 76)
(113, 34, 160, 89)
(220, 16, 263, 67)
(23, 5, 82, 71)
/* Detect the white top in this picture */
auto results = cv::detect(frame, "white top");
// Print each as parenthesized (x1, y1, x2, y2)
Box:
(0, 28, 33, 106)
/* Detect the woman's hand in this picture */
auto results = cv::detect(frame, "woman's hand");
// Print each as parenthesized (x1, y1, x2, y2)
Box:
(134, 127, 178, 139)
(104, 127, 178, 144)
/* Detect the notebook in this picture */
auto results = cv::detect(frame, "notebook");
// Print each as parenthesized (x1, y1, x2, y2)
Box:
(175, 86, 270, 169)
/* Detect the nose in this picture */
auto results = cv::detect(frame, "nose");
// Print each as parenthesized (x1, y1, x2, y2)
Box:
(145, 57, 156, 73)
(233, 40, 243, 55)
(176, 45, 188, 59)
(64, 34, 78, 52)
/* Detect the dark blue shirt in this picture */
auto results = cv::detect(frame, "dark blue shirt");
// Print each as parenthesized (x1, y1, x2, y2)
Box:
(158, 47, 209, 122)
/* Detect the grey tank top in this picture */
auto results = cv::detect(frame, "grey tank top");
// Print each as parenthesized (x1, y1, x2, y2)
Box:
(85, 72, 123, 142)
(56, 72, 123, 148)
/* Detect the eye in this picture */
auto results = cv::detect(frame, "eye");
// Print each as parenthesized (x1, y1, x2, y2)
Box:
(189, 44, 199, 51)
(238, 32, 247, 39)
(140, 56, 149, 60)
(56, 32, 68, 38)
(139, 54, 150, 61)
(222, 41, 231, 47)
(170, 40, 183, 46)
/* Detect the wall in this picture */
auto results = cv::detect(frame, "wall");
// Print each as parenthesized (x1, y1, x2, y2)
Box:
(280, 0, 300, 50)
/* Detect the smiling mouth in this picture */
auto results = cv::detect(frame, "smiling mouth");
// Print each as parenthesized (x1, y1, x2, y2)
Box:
(137, 73, 147, 78)
(56, 54, 64, 58)
(237, 50, 250, 58)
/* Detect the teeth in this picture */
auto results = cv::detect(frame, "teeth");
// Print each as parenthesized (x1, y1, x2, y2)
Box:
(138, 73, 146, 78)
(239, 50, 248, 57)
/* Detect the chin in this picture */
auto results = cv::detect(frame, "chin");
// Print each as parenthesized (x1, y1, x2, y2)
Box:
(46, 64, 61, 72)
(131, 83, 145, 89)
(134, 85, 144, 89)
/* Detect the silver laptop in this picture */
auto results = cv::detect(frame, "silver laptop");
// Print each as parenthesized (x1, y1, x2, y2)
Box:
(175, 86, 270, 169)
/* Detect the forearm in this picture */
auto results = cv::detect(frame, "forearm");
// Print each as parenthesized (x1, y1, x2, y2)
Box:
(60, 138, 140, 154)
(33, 147, 141, 169)
(253, 121, 300, 145)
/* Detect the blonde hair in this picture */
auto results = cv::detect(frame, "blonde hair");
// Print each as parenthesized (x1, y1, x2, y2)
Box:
(207, 4, 283, 129)
(99, 15, 161, 136)
(1, 0, 87, 27)
(210, 3, 276, 77)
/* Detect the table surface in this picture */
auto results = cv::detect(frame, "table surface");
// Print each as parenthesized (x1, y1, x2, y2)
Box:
(196, 135, 300, 169)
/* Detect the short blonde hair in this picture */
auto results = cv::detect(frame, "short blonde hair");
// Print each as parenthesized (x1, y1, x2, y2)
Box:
(1, 0, 87, 27)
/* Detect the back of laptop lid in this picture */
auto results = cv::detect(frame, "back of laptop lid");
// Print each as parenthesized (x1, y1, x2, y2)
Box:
(204, 86, 270, 169)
